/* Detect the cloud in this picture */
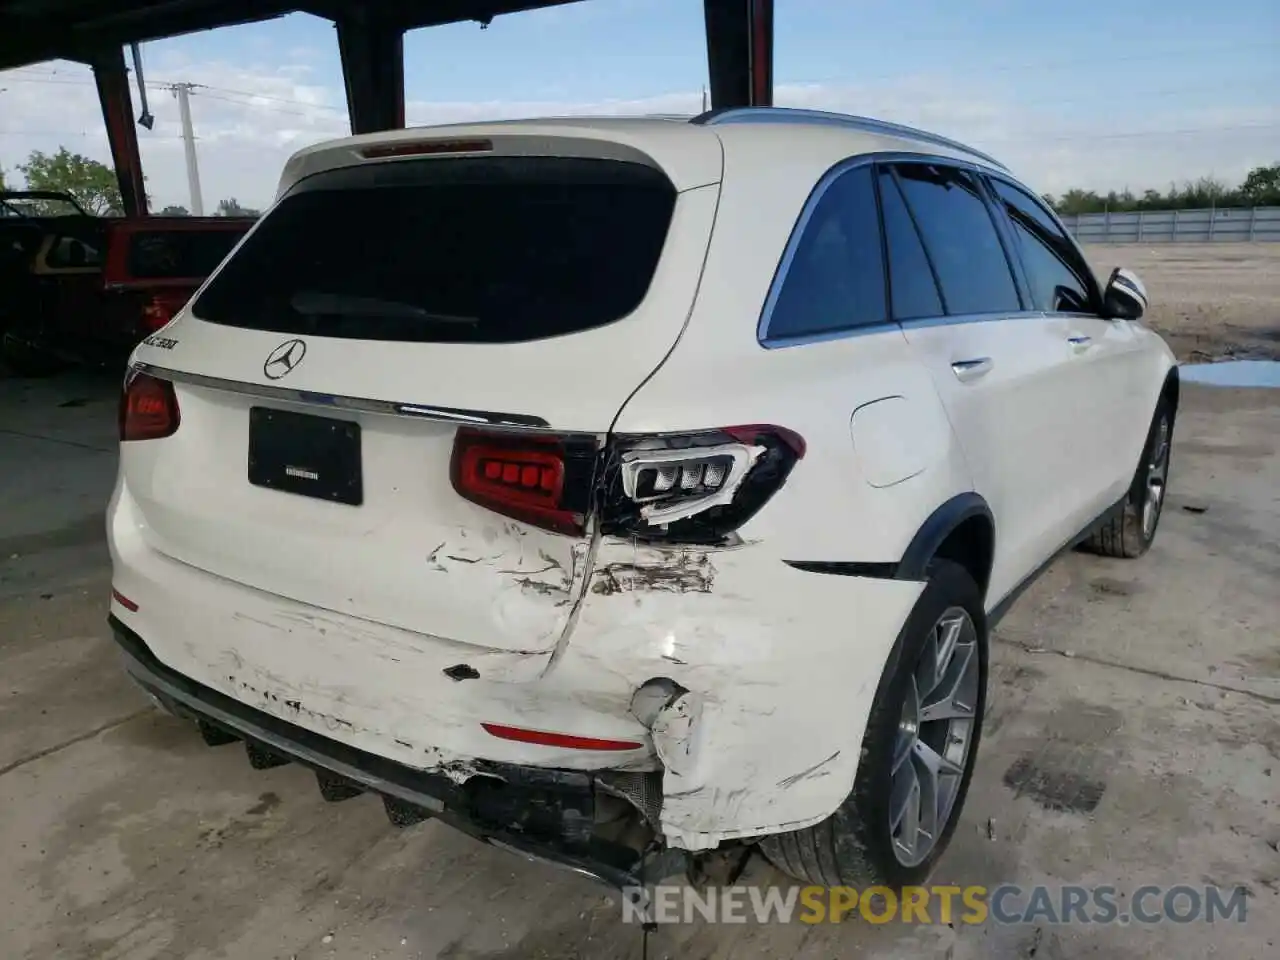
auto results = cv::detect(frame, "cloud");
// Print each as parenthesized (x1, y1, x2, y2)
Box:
(2, 57, 1276, 210)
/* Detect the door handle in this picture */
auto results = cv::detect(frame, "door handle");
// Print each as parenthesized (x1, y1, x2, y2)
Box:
(1067, 335, 1093, 350)
(951, 357, 993, 382)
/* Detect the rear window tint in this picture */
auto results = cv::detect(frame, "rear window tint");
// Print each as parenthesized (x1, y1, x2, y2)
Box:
(127, 229, 249, 280)
(191, 157, 677, 343)
(877, 167, 943, 320)
(891, 163, 1020, 315)
(766, 164, 886, 340)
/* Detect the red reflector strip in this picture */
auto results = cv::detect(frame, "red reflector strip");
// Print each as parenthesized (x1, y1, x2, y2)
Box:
(481, 722, 643, 752)
(361, 138, 493, 159)
(111, 588, 139, 612)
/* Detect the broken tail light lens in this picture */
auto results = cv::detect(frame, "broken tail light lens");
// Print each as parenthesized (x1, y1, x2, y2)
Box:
(120, 370, 180, 442)
(601, 425, 804, 544)
(451, 427, 597, 536)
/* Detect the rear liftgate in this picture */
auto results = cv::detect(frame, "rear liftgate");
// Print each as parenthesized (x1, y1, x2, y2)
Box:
(114, 390, 805, 885)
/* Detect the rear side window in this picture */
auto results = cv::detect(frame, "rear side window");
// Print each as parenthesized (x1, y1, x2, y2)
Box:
(877, 168, 943, 320)
(890, 163, 1020, 315)
(192, 157, 676, 343)
(766, 164, 886, 340)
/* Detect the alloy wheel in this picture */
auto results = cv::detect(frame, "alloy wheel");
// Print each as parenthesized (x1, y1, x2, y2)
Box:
(890, 606, 980, 867)
(1142, 414, 1171, 539)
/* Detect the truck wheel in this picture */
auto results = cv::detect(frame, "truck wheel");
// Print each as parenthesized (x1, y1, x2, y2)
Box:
(760, 560, 987, 888)
(1083, 400, 1172, 559)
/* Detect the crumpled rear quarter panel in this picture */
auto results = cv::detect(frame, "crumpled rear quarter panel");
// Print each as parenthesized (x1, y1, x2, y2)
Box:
(554, 538, 924, 849)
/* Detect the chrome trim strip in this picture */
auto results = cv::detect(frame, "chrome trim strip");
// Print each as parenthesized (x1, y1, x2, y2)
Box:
(761, 319, 901, 349)
(135, 363, 550, 428)
(694, 107, 1008, 171)
(898, 310, 1044, 331)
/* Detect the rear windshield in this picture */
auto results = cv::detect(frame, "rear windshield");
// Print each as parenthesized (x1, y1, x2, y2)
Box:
(191, 156, 677, 343)
(126, 228, 250, 280)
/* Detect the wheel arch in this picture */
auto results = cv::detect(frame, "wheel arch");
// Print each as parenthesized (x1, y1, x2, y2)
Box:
(1162, 365, 1180, 419)
(898, 493, 996, 599)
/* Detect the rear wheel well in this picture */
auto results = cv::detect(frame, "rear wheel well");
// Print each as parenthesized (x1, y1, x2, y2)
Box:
(932, 516, 994, 598)
(1162, 367, 1180, 418)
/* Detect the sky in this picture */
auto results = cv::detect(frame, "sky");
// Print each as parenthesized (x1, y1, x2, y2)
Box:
(1, 0, 1276, 211)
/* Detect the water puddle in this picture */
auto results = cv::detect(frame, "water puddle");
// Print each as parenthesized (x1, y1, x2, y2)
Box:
(1180, 360, 1280, 388)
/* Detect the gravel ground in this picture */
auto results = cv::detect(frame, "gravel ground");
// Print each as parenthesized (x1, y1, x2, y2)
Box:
(1084, 243, 1280, 361)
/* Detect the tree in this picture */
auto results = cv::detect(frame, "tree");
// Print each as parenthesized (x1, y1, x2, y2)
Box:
(159, 204, 190, 216)
(17, 147, 123, 215)
(215, 197, 260, 218)
(1240, 163, 1280, 206)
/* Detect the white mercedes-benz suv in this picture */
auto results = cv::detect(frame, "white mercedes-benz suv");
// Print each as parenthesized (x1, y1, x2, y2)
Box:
(108, 108, 1177, 890)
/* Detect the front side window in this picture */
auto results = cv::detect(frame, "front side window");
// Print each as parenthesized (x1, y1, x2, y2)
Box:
(990, 179, 1096, 313)
(890, 163, 1021, 316)
(766, 164, 887, 340)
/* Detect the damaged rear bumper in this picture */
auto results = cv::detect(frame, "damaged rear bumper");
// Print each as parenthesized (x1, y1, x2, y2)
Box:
(108, 615, 682, 890)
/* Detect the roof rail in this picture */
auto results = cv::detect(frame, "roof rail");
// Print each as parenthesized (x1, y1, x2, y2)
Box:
(690, 107, 1007, 170)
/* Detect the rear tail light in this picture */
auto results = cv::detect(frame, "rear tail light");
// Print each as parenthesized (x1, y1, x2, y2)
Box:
(451, 427, 597, 536)
(450, 424, 802, 543)
(120, 370, 180, 442)
(601, 425, 804, 543)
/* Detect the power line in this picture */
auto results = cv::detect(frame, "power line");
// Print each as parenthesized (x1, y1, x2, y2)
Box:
(190, 84, 345, 112)
(187, 89, 342, 118)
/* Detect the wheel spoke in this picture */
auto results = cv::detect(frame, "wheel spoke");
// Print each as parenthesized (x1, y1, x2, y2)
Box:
(915, 630, 940, 699)
(919, 645, 976, 723)
(894, 675, 920, 773)
(912, 749, 939, 848)
(935, 614, 964, 679)
(914, 738, 964, 778)
(891, 763, 921, 861)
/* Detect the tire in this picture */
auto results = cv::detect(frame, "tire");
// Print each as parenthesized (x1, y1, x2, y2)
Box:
(760, 559, 988, 888)
(1082, 398, 1172, 559)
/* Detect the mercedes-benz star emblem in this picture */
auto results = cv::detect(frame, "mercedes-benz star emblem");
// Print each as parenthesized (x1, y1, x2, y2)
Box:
(263, 339, 307, 380)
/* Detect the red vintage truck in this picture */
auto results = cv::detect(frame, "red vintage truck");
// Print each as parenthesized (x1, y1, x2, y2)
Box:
(1, 192, 253, 374)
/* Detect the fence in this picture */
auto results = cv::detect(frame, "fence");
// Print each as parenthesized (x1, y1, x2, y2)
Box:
(1059, 206, 1280, 243)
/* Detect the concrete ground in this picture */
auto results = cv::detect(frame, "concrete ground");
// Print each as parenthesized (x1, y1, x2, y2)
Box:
(2, 353, 1278, 954)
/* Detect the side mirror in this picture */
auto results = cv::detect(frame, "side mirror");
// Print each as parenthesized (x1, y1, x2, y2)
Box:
(1103, 267, 1147, 321)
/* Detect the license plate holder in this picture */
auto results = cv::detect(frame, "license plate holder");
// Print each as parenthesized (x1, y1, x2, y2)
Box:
(248, 407, 362, 506)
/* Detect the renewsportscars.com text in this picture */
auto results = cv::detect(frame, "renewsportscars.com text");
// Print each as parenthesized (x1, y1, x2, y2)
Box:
(621, 884, 1249, 926)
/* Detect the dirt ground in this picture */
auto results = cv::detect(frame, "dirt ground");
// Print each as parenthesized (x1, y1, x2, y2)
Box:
(2, 246, 1279, 959)
(1083, 243, 1280, 361)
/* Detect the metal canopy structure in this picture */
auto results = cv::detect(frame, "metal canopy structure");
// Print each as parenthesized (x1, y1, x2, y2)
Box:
(0, 0, 775, 217)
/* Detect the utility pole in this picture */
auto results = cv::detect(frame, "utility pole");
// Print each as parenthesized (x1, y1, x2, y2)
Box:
(171, 83, 204, 216)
